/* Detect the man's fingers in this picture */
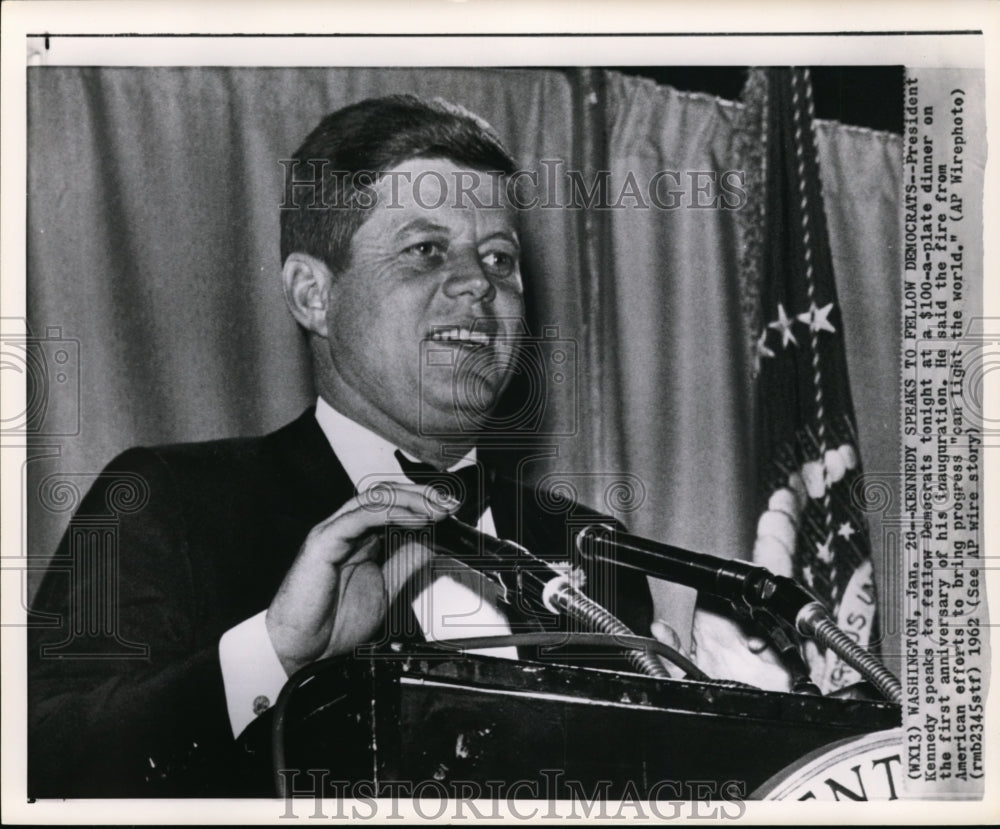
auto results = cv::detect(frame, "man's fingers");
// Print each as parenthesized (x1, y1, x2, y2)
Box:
(690, 609, 793, 692)
(650, 619, 693, 679)
(329, 482, 459, 521)
(271, 481, 462, 672)
(307, 482, 460, 564)
(650, 619, 685, 654)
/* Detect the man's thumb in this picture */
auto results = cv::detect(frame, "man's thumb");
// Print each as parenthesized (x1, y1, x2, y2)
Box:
(651, 619, 684, 654)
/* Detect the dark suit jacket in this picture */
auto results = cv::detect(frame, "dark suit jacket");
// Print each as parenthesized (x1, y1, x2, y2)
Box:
(28, 408, 652, 798)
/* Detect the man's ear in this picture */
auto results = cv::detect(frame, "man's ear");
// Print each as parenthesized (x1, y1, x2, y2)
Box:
(281, 253, 333, 337)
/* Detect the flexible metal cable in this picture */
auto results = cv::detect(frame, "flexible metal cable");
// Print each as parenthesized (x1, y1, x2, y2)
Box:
(546, 582, 671, 679)
(799, 603, 902, 703)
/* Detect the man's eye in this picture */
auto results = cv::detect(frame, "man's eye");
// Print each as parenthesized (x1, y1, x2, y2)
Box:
(406, 241, 446, 258)
(481, 250, 517, 277)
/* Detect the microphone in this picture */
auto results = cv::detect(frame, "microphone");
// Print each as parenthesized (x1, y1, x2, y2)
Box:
(575, 524, 904, 703)
(574, 523, 817, 626)
(576, 523, 831, 694)
(427, 517, 578, 617)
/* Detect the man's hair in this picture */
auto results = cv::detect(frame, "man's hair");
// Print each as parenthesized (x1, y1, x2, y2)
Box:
(280, 94, 518, 273)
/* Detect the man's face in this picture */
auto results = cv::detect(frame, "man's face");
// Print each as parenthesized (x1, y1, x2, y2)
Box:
(322, 157, 525, 438)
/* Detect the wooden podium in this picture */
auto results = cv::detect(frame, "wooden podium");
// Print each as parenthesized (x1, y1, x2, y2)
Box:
(268, 644, 901, 799)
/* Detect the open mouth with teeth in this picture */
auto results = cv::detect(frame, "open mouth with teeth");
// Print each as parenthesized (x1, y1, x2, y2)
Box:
(427, 325, 494, 347)
(423, 323, 515, 403)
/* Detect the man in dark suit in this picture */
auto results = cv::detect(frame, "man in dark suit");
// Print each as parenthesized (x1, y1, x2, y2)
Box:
(28, 95, 655, 798)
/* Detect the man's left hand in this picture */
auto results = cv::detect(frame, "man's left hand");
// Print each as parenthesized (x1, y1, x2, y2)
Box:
(652, 608, 793, 692)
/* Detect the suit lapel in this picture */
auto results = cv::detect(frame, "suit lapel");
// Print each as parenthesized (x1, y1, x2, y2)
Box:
(263, 406, 355, 524)
(262, 409, 427, 648)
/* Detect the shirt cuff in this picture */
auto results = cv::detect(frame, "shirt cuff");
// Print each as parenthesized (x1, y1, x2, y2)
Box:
(218, 610, 289, 738)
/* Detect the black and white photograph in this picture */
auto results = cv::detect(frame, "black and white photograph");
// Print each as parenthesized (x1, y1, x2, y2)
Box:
(1, 2, 996, 823)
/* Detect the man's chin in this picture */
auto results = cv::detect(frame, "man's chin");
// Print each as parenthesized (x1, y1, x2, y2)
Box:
(417, 392, 502, 438)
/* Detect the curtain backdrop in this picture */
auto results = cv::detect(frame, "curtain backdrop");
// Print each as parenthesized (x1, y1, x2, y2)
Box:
(25, 67, 901, 659)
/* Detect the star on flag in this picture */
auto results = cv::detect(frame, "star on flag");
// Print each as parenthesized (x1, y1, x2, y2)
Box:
(837, 521, 856, 541)
(797, 301, 837, 334)
(754, 329, 776, 371)
(768, 303, 798, 348)
(816, 533, 834, 563)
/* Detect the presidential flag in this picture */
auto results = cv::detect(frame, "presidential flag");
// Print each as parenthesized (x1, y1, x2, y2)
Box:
(735, 67, 878, 692)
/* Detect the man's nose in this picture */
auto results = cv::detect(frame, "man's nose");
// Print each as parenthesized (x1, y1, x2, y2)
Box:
(442, 252, 496, 303)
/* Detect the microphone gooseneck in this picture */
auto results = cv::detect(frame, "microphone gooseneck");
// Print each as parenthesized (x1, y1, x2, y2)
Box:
(541, 579, 671, 679)
(427, 517, 670, 680)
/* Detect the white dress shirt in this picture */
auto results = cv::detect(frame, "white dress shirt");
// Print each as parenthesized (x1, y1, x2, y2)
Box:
(218, 399, 516, 737)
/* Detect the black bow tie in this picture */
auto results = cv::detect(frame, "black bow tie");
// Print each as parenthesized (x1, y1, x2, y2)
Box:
(393, 450, 489, 526)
